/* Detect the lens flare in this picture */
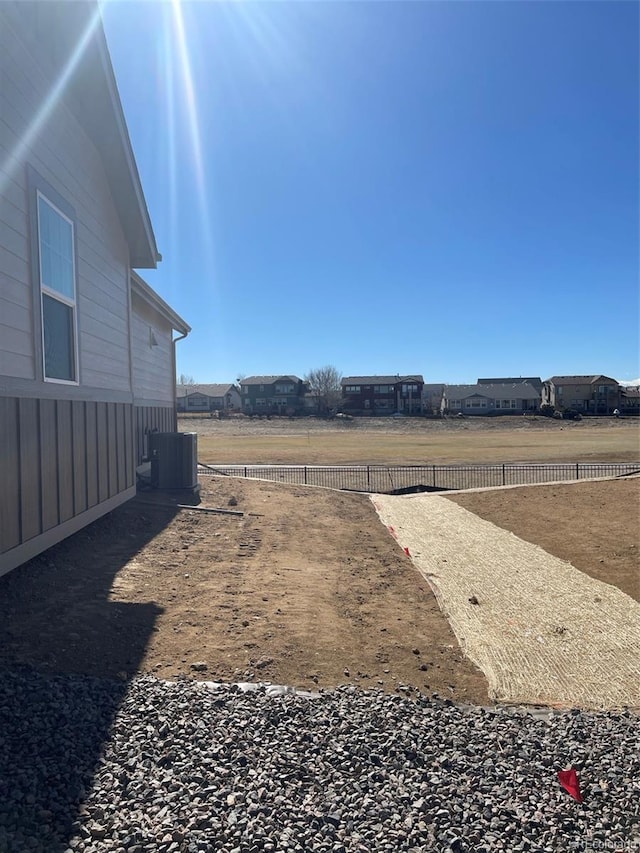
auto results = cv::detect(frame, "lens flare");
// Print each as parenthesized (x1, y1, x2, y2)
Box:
(167, 0, 216, 285)
(160, 8, 178, 267)
(0, 5, 103, 196)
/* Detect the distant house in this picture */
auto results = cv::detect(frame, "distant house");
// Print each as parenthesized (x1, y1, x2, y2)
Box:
(176, 383, 241, 413)
(239, 376, 306, 414)
(478, 376, 543, 393)
(442, 383, 540, 415)
(620, 386, 640, 416)
(0, 2, 189, 576)
(541, 376, 620, 414)
(422, 383, 445, 416)
(341, 375, 424, 415)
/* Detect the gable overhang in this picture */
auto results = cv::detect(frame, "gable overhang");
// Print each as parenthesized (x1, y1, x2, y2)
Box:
(43, 1, 160, 268)
(131, 272, 190, 336)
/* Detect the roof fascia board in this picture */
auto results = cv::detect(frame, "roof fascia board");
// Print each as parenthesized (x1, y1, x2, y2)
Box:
(131, 272, 190, 335)
(93, 17, 159, 267)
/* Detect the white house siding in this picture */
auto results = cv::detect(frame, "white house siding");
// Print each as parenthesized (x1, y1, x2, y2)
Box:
(0, 9, 131, 391)
(131, 293, 174, 404)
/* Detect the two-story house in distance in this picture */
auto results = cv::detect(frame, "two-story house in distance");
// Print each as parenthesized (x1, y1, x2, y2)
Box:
(541, 376, 621, 414)
(341, 375, 424, 415)
(239, 375, 306, 415)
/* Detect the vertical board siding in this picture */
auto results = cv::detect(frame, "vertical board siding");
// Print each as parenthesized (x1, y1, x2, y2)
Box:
(107, 403, 118, 498)
(85, 402, 98, 509)
(96, 402, 109, 504)
(1, 396, 137, 560)
(56, 400, 74, 523)
(116, 403, 126, 493)
(124, 404, 134, 488)
(0, 398, 21, 551)
(39, 398, 58, 532)
(134, 405, 176, 466)
(71, 400, 88, 515)
(18, 397, 41, 541)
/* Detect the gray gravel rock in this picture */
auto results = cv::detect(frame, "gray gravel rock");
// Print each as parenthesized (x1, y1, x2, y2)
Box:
(0, 669, 638, 852)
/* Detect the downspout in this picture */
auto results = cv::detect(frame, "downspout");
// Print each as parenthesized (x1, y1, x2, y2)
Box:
(172, 329, 189, 432)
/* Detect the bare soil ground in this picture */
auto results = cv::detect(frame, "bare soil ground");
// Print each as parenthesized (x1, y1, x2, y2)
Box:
(447, 478, 639, 602)
(0, 466, 637, 707)
(373, 483, 640, 709)
(0, 477, 489, 703)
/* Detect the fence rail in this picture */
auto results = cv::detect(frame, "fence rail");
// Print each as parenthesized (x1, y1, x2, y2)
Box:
(197, 462, 639, 493)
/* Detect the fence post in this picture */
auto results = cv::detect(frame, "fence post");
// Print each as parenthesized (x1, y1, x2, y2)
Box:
(367, 466, 370, 490)
(304, 466, 307, 485)
(576, 462, 580, 480)
(244, 466, 247, 478)
(502, 463, 506, 486)
(433, 464, 436, 488)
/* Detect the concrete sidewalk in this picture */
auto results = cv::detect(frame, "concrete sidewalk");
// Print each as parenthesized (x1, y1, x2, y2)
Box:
(372, 493, 640, 710)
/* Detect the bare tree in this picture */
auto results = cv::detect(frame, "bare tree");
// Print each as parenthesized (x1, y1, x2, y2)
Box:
(178, 373, 195, 386)
(305, 365, 342, 415)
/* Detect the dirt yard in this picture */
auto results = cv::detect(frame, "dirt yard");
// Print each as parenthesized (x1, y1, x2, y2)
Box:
(447, 478, 639, 603)
(0, 472, 637, 707)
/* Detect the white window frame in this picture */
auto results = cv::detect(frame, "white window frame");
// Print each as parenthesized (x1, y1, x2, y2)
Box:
(37, 191, 79, 384)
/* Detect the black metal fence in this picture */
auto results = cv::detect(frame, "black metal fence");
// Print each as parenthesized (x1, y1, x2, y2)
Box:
(197, 462, 639, 493)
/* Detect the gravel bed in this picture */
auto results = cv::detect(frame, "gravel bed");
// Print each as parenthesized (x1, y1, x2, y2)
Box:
(0, 669, 638, 853)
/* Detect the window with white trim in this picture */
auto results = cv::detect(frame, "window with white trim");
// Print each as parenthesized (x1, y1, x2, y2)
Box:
(37, 193, 77, 382)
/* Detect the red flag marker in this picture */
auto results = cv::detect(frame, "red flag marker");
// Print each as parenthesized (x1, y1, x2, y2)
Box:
(404, 546, 411, 557)
(558, 768, 583, 802)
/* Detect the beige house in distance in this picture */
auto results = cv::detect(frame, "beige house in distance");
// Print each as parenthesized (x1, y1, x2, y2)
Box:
(541, 376, 621, 414)
(176, 383, 242, 413)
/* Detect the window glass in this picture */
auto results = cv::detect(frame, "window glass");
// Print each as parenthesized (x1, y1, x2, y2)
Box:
(38, 196, 74, 299)
(38, 193, 77, 382)
(42, 293, 75, 381)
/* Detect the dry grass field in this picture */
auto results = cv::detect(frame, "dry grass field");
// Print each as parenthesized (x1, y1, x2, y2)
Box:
(184, 414, 640, 465)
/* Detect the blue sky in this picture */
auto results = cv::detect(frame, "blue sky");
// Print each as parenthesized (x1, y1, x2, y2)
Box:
(102, 0, 639, 384)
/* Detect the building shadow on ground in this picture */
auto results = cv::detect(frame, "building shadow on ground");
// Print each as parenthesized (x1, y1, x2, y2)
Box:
(0, 496, 177, 852)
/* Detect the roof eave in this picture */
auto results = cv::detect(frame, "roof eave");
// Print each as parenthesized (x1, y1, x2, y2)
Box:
(131, 272, 190, 335)
(69, 5, 160, 268)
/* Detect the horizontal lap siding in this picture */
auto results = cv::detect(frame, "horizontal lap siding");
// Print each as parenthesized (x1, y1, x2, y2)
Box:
(131, 295, 175, 404)
(0, 396, 137, 564)
(0, 10, 131, 391)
